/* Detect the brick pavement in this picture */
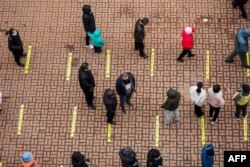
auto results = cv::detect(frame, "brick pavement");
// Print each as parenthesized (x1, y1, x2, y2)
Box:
(0, 0, 250, 166)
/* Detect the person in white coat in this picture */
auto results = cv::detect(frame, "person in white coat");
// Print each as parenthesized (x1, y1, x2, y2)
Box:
(207, 84, 225, 124)
(190, 82, 207, 117)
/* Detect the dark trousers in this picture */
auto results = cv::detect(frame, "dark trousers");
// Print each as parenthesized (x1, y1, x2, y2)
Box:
(135, 41, 145, 55)
(119, 92, 133, 110)
(94, 46, 102, 53)
(83, 89, 94, 106)
(235, 104, 247, 118)
(209, 104, 220, 122)
(86, 33, 90, 45)
(106, 112, 115, 123)
(194, 105, 203, 117)
(177, 49, 192, 60)
(233, 1, 247, 17)
(12, 49, 23, 65)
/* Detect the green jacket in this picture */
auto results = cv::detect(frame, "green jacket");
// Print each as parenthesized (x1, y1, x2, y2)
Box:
(87, 29, 105, 47)
(233, 91, 250, 106)
(161, 88, 181, 111)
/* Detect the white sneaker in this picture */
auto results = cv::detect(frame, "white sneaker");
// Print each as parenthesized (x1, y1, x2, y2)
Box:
(209, 117, 213, 121)
(85, 44, 94, 49)
(211, 119, 217, 125)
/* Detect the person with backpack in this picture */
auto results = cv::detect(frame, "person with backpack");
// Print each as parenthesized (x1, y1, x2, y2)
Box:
(87, 29, 105, 53)
(103, 89, 117, 124)
(232, 84, 250, 120)
(21, 152, 40, 167)
(147, 149, 163, 167)
(201, 144, 214, 167)
(72, 151, 90, 167)
(119, 147, 140, 167)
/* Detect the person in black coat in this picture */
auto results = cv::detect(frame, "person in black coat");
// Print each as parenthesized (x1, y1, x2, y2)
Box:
(79, 63, 96, 110)
(119, 147, 140, 167)
(5, 28, 26, 67)
(82, 5, 96, 49)
(147, 149, 163, 167)
(115, 72, 136, 113)
(134, 18, 149, 58)
(103, 89, 117, 124)
(72, 151, 90, 167)
(232, 0, 248, 18)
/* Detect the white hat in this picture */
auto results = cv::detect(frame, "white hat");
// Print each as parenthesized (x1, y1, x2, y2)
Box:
(184, 27, 192, 35)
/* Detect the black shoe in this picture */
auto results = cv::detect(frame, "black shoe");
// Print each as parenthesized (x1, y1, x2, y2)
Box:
(22, 53, 27, 57)
(241, 14, 247, 19)
(225, 59, 234, 63)
(188, 54, 195, 57)
(18, 63, 25, 67)
(135, 48, 139, 51)
(126, 102, 133, 106)
(242, 65, 250, 69)
(88, 105, 96, 110)
(122, 109, 126, 114)
(232, 2, 237, 9)
(140, 53, 148, 58)
(177, 58, 184, 63)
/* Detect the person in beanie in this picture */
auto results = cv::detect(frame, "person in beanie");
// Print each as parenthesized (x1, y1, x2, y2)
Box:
(207, 84, 225, 125)
(6, 28, 26, 67)
(147, 149, 163, 167)
(116, 72, 136, 114)
(190, 82, 207, 117)
(103, 89, 117, 124)
(161, 88, 181, 128)
(79, 62, 96, 110)
(232, 0, 248, 18)
(21, 151, 40, 167)
(232, 84, 250, 120)
(177, 27, 195, 63)
(72, 151, 90, 167)
(134, 18, 149, 58)
(82, 5, 96, 49)
(201, 144, 214, 167)
(119, 147, 140, 167)
(87, 29, 105, 53)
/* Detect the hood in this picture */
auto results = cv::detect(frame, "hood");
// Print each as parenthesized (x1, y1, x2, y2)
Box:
(167, 88, 179, 98)
(203, 144, 214, 157)
(82, 5, 91, 14)
(119, 148, 135, 163)
(93, 29, 101, 38)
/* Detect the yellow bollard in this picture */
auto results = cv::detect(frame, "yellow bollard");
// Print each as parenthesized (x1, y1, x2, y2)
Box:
(66, 52, 73, 81)
(150, 48, 155, 77)
(24, 45, 32, 74)
(17, 104, 24, 135)
(70, 107, 77, 138)
(105, 50, 111, 78)
(155, 116, 160, 147)
(206, 50, 210, 79)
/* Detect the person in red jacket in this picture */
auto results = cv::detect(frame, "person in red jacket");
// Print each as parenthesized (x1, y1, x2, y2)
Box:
(177, 27, 195, 63)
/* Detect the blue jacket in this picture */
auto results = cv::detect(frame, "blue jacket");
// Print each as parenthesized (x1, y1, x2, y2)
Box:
(201, 144, 214, 167)
(116, 73, 136, 96)
(236, 28, 250, 53)
(87, 29, 105, 47)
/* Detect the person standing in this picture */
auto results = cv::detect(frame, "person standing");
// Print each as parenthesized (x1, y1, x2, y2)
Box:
(72, 151, 90, 167)
(147, 149, 163, 167)
(119, 147, 140, 167)
(190, 82, 207, 117)
(82, 4, 96, 49)
(232, 84, 250, 120)
(232, 0, 248, 18)
(21, 152, 41, 167)
(201, 144, 214, 167)
(6, 28, 26, 67)
(79, 63, 96, 110)
(116, 72, 136, 113)
(177, 27, 195, 63)
(207, 84, 225, 125)
(103, 89, 117, 124)
(134, 18, 149, 58)
(161, 88, 181, 128)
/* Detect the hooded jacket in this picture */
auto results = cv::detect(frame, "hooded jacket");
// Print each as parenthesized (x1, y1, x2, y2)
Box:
(207, 87, 225, 108)
(119, 147, 139, 167)
(201, 144, 214, 167)
(236, 28, 250, 53)
(87, 29, 105, 47)
(190, 86, 207, 107)
(181, 28, 195, 49)
(72, 152, 88, 167)
(134, 19, 145, 42)
(103, 89, 117, 114)
(8, 31, 23, 52)
(116, 73, 136, 96)
(82, 5, 96, 33)
(78, 65, 95, 91)
(161, 88, 181, 111)
(233, 91, 250, 106)
(147, 149, 163, 167)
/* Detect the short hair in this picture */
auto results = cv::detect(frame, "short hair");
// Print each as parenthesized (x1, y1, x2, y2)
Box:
(196, 82, 204, 94)
(213, 84, 220, 93)
(82, 62, 89, 70)
(151, 149, 160, 158)
(206, 149, 214, 157)
(142, 18, 149, 25)
(5, 28, 14, 36)
(121, 72, 128, 78)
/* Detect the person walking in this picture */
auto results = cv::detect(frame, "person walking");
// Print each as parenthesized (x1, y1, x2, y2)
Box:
(82, 4, 96, 49)
(87, 29, 105, 53)
(134, 18, 149, 58)
(190, 82, 207, 117)
(161, 88, 181, 128)
(116, 72, 136, 114)
(6, 28, 26, 67)
(79, 63, 96, 110)
(21, 152, 41, 167)
(232, 84, 250, 120)
(119, 147, 140, 167)
(201, 144, 214, 167)
(177, 27, 195, 63)
(72, 151, 90, 167)
(232, 0, 248, 18)
(103, 89, 117, 124)
(147, 149, 163, 167)
(207, 84, 225, 125)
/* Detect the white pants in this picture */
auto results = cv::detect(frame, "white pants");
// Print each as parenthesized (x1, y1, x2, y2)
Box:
(165, 108, 180, 125)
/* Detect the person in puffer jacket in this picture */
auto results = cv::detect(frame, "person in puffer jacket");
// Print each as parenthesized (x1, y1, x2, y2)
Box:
(147, 149, 163, 167)
(161, 88, 181, 128)
(201, 144, 214, 167)
(177, 27, 195, 63)
(103, 89, 117, 124)
(21, 152, 41, 167)
(72, 151, 90, 167)
(87, 29, 105, 53)
(225, 28, 250, 69)
(233, 84, 250, 119)
(207, 84, 225, 125)
(232, 0, 248, 18)
(119, 147, 140, 167)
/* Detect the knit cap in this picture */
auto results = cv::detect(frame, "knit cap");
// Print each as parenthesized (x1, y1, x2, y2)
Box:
(184, 27, 192, 35)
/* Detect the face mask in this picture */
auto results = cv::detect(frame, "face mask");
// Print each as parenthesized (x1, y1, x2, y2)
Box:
(12, 30, 17, 36)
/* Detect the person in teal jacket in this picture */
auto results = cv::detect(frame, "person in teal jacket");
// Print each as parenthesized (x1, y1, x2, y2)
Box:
(87, 29, 105, 53)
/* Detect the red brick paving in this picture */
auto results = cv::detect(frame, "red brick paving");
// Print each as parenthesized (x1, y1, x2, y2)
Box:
(0, 0, 250, 166)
